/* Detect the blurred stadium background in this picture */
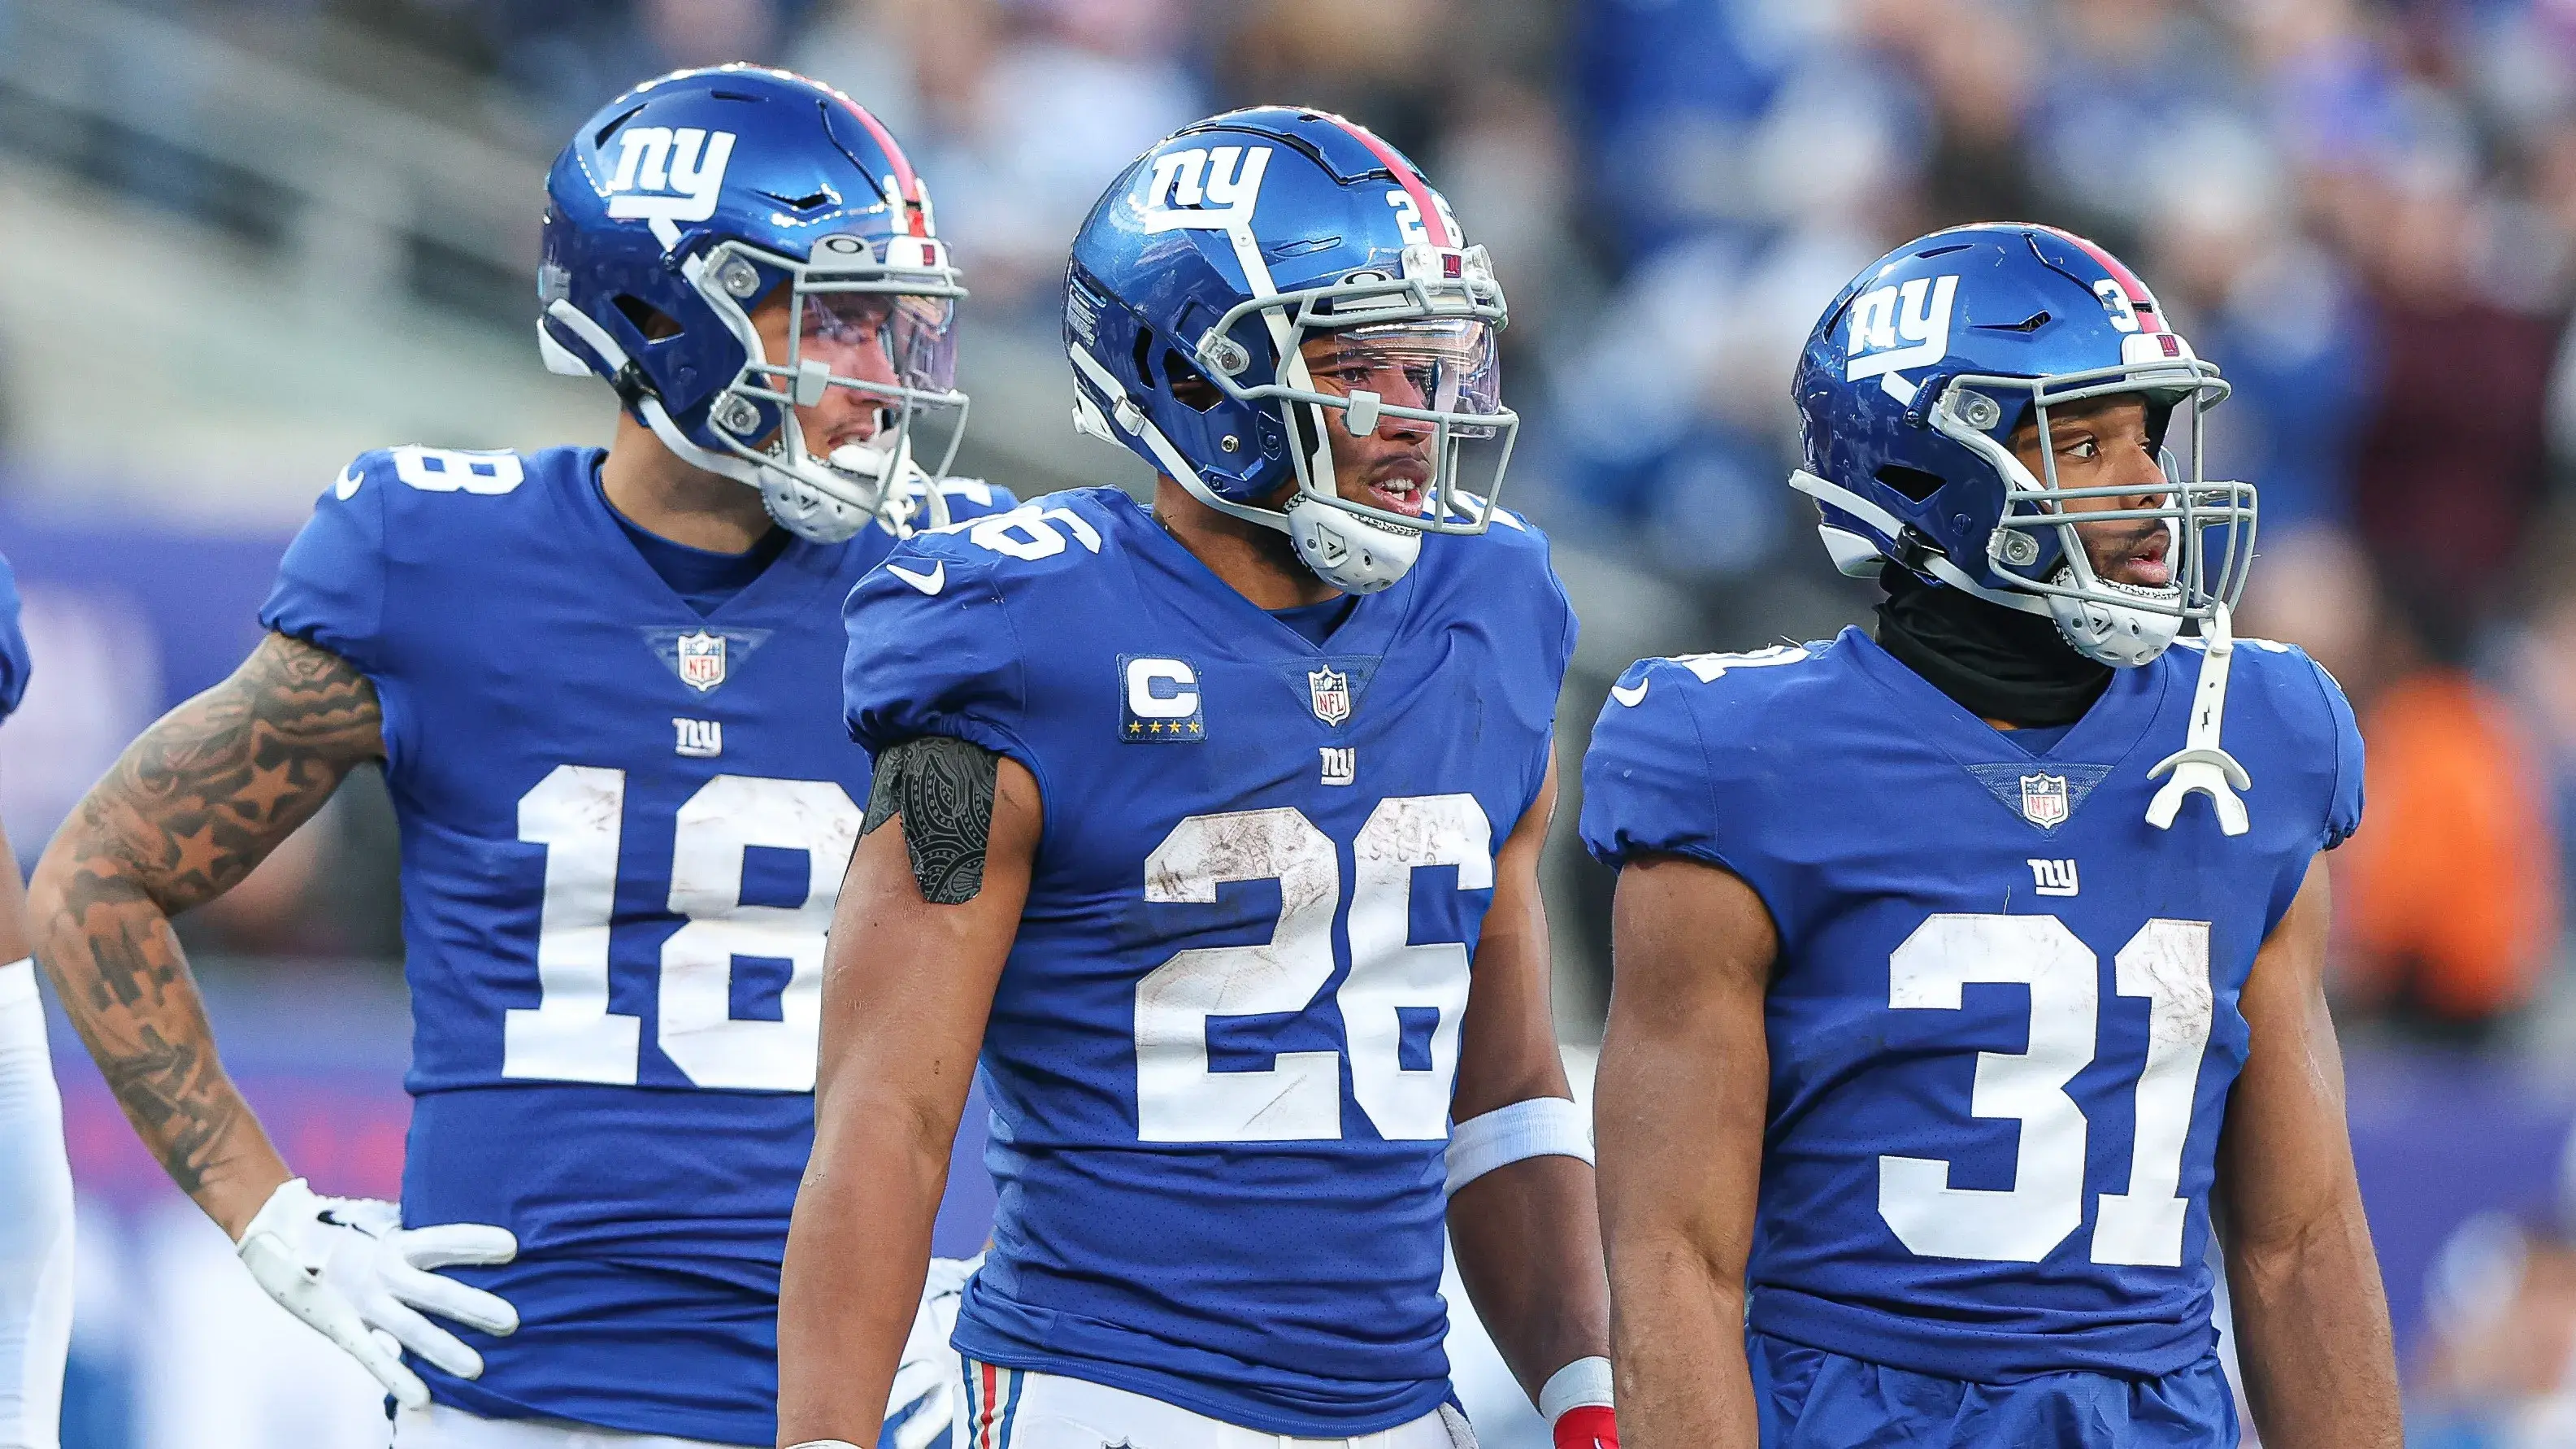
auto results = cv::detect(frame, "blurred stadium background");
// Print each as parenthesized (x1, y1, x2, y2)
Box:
(3, 0, 2576, 1442)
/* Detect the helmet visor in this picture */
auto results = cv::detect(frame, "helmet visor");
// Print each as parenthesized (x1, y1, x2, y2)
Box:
(797, 292, 958, 398)
(1302, 318, 1502, 436)
(1200, 244, 1519, 537)
(775, 288, 967, 494)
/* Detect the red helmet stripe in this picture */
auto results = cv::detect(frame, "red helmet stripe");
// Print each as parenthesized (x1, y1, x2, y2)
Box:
(1320, 114, 1456, 247)
(835, 97, 929, 237)
(2035, 224, 2165, 333)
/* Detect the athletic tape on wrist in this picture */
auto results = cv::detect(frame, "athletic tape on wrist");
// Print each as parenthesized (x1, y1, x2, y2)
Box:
(1444, 1095, 1592, 1195)
(1539, 1355, 1614, 1420)
(784, 1441, 867, 1448)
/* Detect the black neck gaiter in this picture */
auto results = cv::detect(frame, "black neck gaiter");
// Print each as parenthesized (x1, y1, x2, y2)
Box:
(1872, 566, 2112, 727)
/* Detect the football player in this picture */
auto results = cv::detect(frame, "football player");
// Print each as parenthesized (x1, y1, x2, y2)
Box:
(1583, 224, 2401, 1447)
(776, 109, 1620, 1449)
(0, 555, 71, 1449)
(28, 67, 1007, 1449)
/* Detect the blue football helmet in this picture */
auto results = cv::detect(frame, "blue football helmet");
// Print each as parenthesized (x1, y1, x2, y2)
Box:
(1789, 223, 2256, 665)
(1064, 107, 1514, 593)
(537, 65, 968, 542)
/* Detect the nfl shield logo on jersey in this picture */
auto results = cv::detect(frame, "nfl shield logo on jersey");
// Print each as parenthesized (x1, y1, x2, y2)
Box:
(1308, 667, 1351, 726)
(2020, 773, 2070, 829)
(676, 630, 727, 692)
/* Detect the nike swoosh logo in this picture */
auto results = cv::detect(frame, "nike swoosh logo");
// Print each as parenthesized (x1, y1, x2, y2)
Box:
(887, 560, 945, 595)
(1610, 679, 1649, 707)
(334, 466, 363, 500)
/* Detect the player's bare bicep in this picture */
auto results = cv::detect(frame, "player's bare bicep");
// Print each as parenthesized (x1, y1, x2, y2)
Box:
(1598, 855, 1775, 1281)
(51, 631, 384, 913)
(1609, 854, 1779, 1009)
(2218, 855, 2351, 1236)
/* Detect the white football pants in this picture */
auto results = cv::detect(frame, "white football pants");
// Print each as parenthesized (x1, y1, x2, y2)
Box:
(390, 1403, 753, 1449)
(958, 1360, 1467, 1449)
(0, 960, 71, 1449)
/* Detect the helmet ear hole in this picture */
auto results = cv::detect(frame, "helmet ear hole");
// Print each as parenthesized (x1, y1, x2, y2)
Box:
(1875, 464, 1948, 503)
(1162, 350, 1221, 412)
(614, 294, 684, 342)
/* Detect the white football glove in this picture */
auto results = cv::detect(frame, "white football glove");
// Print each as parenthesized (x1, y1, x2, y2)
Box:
(881, 1254, 983, 1449)
(233, 1177, 519, 1408)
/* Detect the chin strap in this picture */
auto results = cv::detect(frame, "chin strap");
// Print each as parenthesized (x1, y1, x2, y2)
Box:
(1070, 344, 1288, 533)
(1788, 471, 2053, 618)
(2145, 602, 2252, 837)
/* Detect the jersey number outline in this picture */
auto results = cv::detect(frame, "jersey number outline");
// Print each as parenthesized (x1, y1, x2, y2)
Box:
(1879, 912, 2215, 1267)
(1135, 796, 1492, 1142)
(502, 765, 862, 1091)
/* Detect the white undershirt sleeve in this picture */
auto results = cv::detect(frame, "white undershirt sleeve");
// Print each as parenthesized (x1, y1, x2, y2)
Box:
(0, 959, 72, 1449)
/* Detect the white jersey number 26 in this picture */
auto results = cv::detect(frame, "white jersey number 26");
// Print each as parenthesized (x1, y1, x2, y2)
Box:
(1135, 797, 1492, 1144)
(502, 765, 862, 1092)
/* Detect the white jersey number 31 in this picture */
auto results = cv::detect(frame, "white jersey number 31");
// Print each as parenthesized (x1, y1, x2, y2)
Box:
(1879, 912, 2216, 1268)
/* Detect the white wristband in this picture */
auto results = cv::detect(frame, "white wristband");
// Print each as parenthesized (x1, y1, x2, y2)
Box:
(1539, 1355, 1614, 1420)
(784, 1442, 867, 1448)
(1445, 1095, 1592, 1196)
(0, 957, 37, 1012)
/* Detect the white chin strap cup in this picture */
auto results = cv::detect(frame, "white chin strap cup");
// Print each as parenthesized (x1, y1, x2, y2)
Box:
(1285, 493, 1422, 594)
(2044, 568, 2183, 668)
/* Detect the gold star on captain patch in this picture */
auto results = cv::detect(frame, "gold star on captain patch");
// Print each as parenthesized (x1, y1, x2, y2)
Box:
(1150, 721, 1166, 733)
(1127, 722, 1142, 734)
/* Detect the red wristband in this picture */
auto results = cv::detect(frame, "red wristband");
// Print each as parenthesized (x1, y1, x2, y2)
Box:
(1553, 1403, 1618, 1449)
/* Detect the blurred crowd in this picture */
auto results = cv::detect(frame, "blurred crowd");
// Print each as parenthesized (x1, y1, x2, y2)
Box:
(20, 0, 2564, 1038)
(150, 0, 2566, 1046)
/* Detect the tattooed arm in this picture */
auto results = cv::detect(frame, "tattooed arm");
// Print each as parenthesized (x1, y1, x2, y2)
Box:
(778, 735, 1040, 1445)
(26, 631, 383, 1237)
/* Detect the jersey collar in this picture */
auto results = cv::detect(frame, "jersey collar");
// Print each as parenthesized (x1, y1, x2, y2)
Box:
(1112, 490, 1418, 660)
(567, 447, 841, 623)
(1842, 624, 2175, 772)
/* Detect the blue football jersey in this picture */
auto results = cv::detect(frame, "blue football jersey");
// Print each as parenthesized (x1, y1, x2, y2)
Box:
(1581, 628, 2364, 1382)
(0, 552, 27, 723)
(841, 487, 1578, 1436)
(259, 444, 1013, 1443)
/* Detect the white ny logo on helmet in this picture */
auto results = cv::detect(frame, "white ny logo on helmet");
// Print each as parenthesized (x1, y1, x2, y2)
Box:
(605, 127, 739, 224)
(1139, 146, 1271, 233)
(1844, 275, 1961, 386)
